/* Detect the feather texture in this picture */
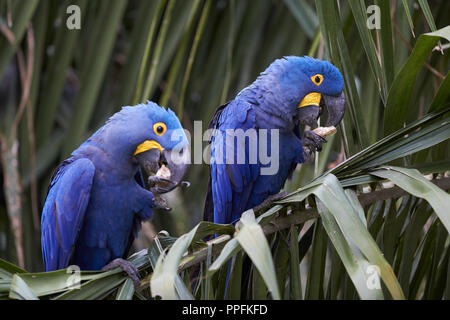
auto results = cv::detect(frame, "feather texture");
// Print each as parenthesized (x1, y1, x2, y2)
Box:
(204, 56, 344, 224)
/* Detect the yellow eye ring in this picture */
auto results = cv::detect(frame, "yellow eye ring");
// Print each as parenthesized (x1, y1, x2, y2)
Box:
(311, 74, 324, 86)
(153, 122, 167, 136)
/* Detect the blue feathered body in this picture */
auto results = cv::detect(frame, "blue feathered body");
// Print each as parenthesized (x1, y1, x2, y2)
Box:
(41, 102, 185, 271)
(205, 56, 344, 224)
(207, 81, 304, 225)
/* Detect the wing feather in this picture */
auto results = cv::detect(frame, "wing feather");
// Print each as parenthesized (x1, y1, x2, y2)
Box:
(207, 100, 265, 224)
(41, 158, 95, 271)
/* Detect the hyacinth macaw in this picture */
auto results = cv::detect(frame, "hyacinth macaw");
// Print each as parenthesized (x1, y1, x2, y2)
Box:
(203, 56, 346, 225)
(41, 102, 189, 285)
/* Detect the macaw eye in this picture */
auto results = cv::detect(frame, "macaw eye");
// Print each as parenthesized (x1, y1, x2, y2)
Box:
(311, 74, 324, 86)
(153, 122, 167, 136)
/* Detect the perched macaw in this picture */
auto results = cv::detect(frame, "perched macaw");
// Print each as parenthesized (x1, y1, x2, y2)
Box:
(204, 56, 346, 225)
(41, 102, 189, 284)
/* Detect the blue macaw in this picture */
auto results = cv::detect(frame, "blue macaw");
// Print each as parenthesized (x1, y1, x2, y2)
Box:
(204, 56, 345, 225)
(41, 102, 189, 284)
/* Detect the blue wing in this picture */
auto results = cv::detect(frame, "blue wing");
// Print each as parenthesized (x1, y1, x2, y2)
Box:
(205, 99, 304, 225)
(208, 99, 264, 224)
(41, 158, 95, 271)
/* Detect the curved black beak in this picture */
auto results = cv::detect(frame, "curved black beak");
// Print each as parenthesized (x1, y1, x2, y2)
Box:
(135, 147, 190, 194)
(297, 105, 320, 129)
(297, 91, 346, 128)
(160, 148, 190, 192)
(135, 148, 161, 175)
(323, 91, 346, 127)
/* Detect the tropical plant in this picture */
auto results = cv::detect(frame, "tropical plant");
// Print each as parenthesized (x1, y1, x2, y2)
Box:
(0, 0, 449, 300)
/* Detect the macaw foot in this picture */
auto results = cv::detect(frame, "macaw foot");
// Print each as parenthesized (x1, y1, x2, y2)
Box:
(102, 258, 140, 288)
(303, 130, 327, 154)
(152, 194, 171, 211)
(254, 191, 289, 213)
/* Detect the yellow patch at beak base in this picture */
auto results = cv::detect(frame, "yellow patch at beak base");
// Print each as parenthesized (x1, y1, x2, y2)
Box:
(298, 92, 322, 108)
(134, 140, 164, 155)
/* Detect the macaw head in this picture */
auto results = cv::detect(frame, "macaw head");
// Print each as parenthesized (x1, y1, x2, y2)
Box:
(254, 56, 345, 129)
(84, 101, 190, 193)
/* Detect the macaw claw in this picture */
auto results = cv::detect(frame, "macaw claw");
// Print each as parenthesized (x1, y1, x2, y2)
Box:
(253, 191, 289, 213)
(152, 194, 171, 211)
(102, 258, 141, 288)
(303, 130, 327, 153)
